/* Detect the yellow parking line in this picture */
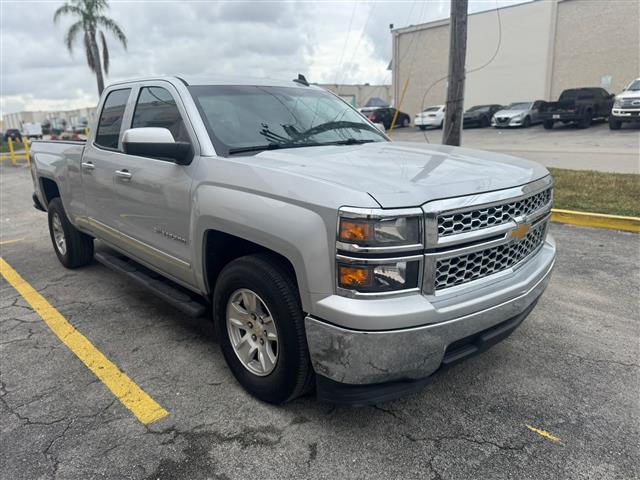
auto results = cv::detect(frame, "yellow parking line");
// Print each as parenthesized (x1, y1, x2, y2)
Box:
(0, 257, 168, 424)
(0, 238, 26, 246)
(526, 424, 562, 444)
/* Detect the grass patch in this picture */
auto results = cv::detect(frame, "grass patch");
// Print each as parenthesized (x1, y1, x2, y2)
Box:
(0, 140, 25, 153)
(549, 167, 640, 217)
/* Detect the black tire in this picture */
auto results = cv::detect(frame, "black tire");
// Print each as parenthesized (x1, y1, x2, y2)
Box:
(401, 117, 409, 128)
(47, 197, 94, 268)
(578, 110, 593, 129)
(523, 116, 531, 128)
(543, 120, 554, 130)
(418, 125, 426, 131)
(609, 117, 622, 130)
(213, 253, 314, 404)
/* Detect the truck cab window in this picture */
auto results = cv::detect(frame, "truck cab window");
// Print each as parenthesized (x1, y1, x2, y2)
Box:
(132, 87, 190, 143)
(95, 88, 131, 149)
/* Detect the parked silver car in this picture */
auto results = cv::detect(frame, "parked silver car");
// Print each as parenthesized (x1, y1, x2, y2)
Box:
(492, 101, 545, 128)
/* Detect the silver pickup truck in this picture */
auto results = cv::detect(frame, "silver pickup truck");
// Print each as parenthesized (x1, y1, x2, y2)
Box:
(30, 75, 556, 405)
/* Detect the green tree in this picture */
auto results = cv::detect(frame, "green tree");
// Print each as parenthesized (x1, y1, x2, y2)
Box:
(54, 0, 127, 95)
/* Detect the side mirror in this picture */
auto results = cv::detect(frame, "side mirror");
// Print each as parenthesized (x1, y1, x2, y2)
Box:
(122, 127, 192, 165)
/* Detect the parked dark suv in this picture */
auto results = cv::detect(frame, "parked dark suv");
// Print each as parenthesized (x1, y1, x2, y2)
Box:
(540, 87, 614, 129)
(367, 107, 411, 129)
(4, 129, 22, 142)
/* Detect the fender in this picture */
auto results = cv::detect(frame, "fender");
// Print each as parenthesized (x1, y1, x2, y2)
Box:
(192, 185, 336, 313)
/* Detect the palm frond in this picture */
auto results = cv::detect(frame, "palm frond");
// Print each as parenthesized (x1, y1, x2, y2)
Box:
(99, 30, 110, 74)
(63, 20, 84, 53)
(84, 31, 97, 73)
(95, 15, 127, 49)
(53, 3, 83, 24)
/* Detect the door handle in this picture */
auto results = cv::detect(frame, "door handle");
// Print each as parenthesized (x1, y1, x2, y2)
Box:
(81, 161, 95, 172)
(115, 169, 132, 181)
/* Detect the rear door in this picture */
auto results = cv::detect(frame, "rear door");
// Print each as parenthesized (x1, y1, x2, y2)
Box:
(81, 87, 133, 235)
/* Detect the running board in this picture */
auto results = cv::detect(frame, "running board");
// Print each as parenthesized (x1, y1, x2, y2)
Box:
(94, 250, 207, 318)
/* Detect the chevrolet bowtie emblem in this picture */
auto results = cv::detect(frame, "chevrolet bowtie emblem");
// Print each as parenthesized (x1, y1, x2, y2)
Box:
(512, 222, 530, 240)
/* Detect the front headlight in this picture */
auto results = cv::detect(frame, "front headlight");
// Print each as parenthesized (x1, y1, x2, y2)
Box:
(512, 113, 524, 121)
(338, 216, 421, 247)
(336, 208, 424, 296)
(337, 257, 421, 293)
(613, 97, 621, 108)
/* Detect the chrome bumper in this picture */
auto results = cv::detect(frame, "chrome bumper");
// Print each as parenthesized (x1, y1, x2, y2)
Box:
(305, 238, 555, 385)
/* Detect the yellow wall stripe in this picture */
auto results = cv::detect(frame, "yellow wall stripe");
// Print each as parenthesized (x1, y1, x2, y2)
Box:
(0, 257, 168, 424)
(551, 209, 640, 233)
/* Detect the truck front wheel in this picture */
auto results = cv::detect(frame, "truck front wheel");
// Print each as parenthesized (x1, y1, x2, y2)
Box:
(609, 117, 622, 130)
(213, 253, 314, 404)
(47, 198, 94, 268)
(543, 120, 554, 130)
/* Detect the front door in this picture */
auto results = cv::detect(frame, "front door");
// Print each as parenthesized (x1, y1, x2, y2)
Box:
(83, 83, 197, 286)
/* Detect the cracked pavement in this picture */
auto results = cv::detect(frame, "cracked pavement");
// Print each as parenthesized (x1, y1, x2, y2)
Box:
(1, 163, 639, 479)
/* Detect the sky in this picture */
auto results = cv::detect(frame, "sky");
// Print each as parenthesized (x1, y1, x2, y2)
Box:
(0, 0, 529, 115)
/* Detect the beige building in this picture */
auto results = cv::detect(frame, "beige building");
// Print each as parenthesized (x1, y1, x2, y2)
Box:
(3, 106, 96, 131)
(318, 84, 392, 108)
(392, 0, 639, 117)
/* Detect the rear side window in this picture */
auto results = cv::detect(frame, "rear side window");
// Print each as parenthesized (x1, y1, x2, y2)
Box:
(95, 89, 131, 149)
(132, 87, 190, 143)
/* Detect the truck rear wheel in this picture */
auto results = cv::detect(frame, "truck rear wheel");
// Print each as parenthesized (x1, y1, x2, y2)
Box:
(609, 117, 622, 130)
(47, 198, 94, 268)
(543, 120, 554, 130)
(578, 110, 593, 129)
(213, 253, 314, 404)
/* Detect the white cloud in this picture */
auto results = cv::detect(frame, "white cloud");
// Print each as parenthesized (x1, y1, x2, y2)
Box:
(1, 0, 530, 115)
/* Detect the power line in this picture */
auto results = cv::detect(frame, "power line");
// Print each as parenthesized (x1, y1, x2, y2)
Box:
(334, 1, 358, 90)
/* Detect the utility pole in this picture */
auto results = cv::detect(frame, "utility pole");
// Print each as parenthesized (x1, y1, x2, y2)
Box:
(442, 0, 469, 146)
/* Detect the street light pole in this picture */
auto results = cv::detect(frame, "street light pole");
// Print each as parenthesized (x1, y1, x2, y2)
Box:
(442, 0, 469, 146)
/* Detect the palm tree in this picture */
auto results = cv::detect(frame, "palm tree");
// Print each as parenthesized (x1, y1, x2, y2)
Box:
(54, 0, 127, 95)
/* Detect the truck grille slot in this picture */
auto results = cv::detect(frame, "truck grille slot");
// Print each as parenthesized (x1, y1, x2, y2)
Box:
(435, 219, 547, 290)
(437, 187, 551, 237)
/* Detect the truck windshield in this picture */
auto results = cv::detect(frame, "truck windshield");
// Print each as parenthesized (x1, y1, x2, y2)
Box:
(627, 80, 640, 91)
(189, 85, 387, 155)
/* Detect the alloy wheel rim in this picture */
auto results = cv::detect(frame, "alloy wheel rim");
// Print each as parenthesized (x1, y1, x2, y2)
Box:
(52, 213, 67, 255)
(226, 288, 278, 376)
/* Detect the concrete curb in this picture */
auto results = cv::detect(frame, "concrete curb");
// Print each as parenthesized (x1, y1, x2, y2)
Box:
(551, 209, 640, 233)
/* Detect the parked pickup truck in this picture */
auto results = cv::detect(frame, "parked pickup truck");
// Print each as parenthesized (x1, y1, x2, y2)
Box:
(609, 78, 640, 130)
(30, 75, 556, 405)
(540, 87, 614, 129)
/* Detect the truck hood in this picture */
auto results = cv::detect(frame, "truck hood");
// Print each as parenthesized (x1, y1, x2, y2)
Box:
(617, 90, 640, 99)
(249, 142, 549, 208)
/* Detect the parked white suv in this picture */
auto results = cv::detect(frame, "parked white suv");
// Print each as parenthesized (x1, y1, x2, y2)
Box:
(610, 78, 640, 130)
(414, 105, 445, 130)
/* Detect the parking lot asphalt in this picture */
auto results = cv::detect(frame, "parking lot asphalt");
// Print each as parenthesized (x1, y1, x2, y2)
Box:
(390, 121, 640, 174)
(1, 163, 639, 480)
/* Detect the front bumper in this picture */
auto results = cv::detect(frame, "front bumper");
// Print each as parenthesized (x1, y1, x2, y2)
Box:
(612, 109, 640, 121)
(305, 236, 555, 388)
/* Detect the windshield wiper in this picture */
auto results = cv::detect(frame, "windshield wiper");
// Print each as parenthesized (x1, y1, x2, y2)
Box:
(326, 138, 378, 145)
(228, 142, 329, 155)
(292, 121, 380, 142)
(228, 144, 286, 154)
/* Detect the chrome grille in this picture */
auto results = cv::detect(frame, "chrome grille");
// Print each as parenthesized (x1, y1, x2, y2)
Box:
(438, 187, 551, 237)
(435, 219, 548, 290)
(619, 98, 640, 108)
